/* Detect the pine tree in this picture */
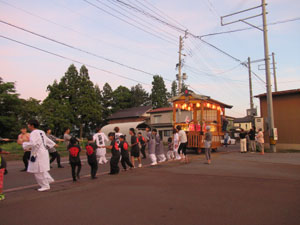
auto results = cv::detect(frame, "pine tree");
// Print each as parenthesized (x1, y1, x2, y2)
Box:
(171, 80, 178, 97)
(130, 84, 150, 107)
(151, 75, 169, 109)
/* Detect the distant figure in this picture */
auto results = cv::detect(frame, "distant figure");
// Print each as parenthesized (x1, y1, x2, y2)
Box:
(68, 137, 81, 182)
(93, 127, 109, 164)
(177, 125, 188, 163)
(119, 135, 134, 171)
(173, 128, 181, 160)
(166, 137, 174, 160)
(224, 132, 229, 148)
(45, 128, 64, 168)
(145, 127, 157, 165)
(63, 128, 72, 148)
(85, 136, 98, 179)
(22, 120, 56, 192)
(153, 129, 167, 163)
(248, 127, 256, 153)
(17, 127, 30, 172)
(256, 128, 264, 155)
(129, 128, 142, 168)
(239, 129, 247, 153)
(204, 126, 212, 164)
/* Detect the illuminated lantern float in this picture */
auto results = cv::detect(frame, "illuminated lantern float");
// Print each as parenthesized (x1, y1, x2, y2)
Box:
(169, 90, 232, 153)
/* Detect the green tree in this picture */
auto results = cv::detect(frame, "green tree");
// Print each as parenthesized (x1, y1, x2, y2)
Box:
(151, 75, 169, 109)
(171, 80, 178, 97)
(0, 78, 21, 138)
(19, 98, 41, 126)
(112, 86, 132, 112)
(130, 84, 150, 107)
(100, 82, 114, 122)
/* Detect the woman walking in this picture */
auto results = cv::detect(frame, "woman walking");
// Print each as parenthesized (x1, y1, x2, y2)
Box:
(204, 126, 212, 164)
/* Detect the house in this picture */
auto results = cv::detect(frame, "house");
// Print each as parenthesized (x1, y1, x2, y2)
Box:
(148, 107, 194, 142)
(102, 105, 152, 138)
(233, 116, 254, 131)
(255, 88, 300, 150)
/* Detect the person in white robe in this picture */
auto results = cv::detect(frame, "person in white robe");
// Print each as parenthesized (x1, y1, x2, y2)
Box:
(22, 120, 55, 192)
(93, 127, 109, 164)
(145, 127, 157, 165)
(153, 129, 166, 163)
(173, 128, 181, 160)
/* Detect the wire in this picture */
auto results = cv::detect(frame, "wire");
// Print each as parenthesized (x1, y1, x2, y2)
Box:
(82, 0, 177, 45)
(0, 19, 162, 79)
(0, 34, 151, 86)
(198, 16, 300, 38)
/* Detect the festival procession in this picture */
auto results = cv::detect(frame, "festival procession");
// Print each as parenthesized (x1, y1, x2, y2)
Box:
(1, 0, 300, 224)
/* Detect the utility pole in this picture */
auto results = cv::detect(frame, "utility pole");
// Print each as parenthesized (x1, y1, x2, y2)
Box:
(248, 57, 254, 110)
(178, 36, 183, 94)
(262, 0, 276, 152)
(221, 0, 277, 152)
(272, 52, 278, 92)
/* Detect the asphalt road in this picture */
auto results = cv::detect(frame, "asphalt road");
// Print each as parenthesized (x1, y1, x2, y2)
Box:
(1, 146, 300, 225)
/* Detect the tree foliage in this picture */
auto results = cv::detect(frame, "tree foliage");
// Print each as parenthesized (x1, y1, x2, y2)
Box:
(151, 75, 169, 109)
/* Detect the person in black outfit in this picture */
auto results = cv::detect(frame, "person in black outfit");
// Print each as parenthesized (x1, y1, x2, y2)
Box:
(119, 135, 134, 171)
(85, 136, 98, 179)
(248, 127, 256, 153)
(138, 132, 147, 159)
(103, 132, 120, 175)
(68, 137, 81, 181)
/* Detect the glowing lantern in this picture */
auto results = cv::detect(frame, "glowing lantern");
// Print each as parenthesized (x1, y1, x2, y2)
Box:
(217, 106, 221, 111)
(188, 106, 191, 111)
(207, 103, 211, 108)
(181, 105, 185, 110)
(175, 104, 178, 108)
(196, 103, 200, 108)
(212, 105, 216, 109)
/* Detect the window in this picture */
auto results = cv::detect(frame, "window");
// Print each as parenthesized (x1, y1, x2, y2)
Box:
(154, 115, 161, 124)
(164, 130, 172, 137)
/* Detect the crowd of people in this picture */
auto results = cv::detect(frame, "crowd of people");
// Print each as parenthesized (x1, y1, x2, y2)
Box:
(0, 119, 197, 198)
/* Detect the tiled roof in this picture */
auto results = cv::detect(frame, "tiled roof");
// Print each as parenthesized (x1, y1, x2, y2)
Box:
(148, 107, 173, 113)
(108, 105, 152, 120)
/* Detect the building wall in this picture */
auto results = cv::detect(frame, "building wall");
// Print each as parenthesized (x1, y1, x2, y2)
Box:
(259, 93, 300, 150)
(108, 117, 146, 124)
(233, 122, 252, 131)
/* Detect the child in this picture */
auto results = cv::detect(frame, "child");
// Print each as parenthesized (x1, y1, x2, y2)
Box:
(119, 135, 134, 171)
(103, 132, 121, 175)
(0, 148, 9, 200)
(68, 137, 81, 181)
(114, 127, 123, 145)
(166, 137, 174, 160)
(129, 128, 142, 168)
(85, 136, 98, 179)
(93, 127, 109, 164)
(138, 132, 147, 159)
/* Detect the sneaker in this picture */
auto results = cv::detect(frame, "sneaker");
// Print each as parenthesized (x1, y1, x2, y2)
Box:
(38, 187, 50, 192)
(138, 164, 142, 168)
(48, 178, 55, 184)
(150, 162, 157, 166)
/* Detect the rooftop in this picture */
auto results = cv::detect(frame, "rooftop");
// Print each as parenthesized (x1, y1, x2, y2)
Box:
(108, 105, 152, 120)
(148, 107, 173, 113)
(234, 115, 253, 123)
(255, 88, 300, 98)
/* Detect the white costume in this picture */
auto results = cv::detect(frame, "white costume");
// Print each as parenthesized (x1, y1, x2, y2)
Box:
(155, 134, 166, 163)
(115, 132, 123, 145)
(173, 133, 181, 160)
(93, 132, 109, 164)
(23, 129, 55, 191)
(146, 131, 157, 165)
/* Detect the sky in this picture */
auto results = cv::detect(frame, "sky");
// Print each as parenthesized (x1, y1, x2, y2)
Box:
(1, 0, 299, 118)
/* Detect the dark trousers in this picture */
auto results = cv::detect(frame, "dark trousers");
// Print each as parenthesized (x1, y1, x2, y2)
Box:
(70, 162, 81, 180)
(110, 154, 120, 174)
(178, 142, 187, 155)
(22, 151, 31, 169)
(121, 153, 133, 170)
(50, 152, 62, 166)
(88, 162, 98, 178)
(140, 145, 146, 158)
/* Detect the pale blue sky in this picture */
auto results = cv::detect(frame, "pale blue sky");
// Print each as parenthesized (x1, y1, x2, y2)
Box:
(1, 0, 299, 117)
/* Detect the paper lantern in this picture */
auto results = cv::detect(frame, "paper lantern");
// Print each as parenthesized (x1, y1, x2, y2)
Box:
(196, 103, 200, 108)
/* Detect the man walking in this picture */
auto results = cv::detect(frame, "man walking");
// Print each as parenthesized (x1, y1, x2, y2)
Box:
(248, 127, 256, 153)
(22, 120, 56, 192)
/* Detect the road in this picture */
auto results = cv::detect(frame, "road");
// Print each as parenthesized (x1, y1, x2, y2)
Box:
(1, 146, 300, 225)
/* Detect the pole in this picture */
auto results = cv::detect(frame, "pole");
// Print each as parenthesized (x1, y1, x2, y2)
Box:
(272, 52, 278, 92)
(262, 0, 276, 152)
(178, 36, 182, 94)
(248, 57, 254, 110)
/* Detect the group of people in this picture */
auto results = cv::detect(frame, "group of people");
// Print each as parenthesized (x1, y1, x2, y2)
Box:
(3, 119, 195, 194)
(236, 127, 265, 154)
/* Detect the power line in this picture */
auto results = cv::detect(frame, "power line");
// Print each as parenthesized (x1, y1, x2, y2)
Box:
(0, 34, 150, 86)
(198, 16, 300, 38)
(0, 0, 173, 65)
(0, 19, 166, 80)
(82, 0, 177, 45)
